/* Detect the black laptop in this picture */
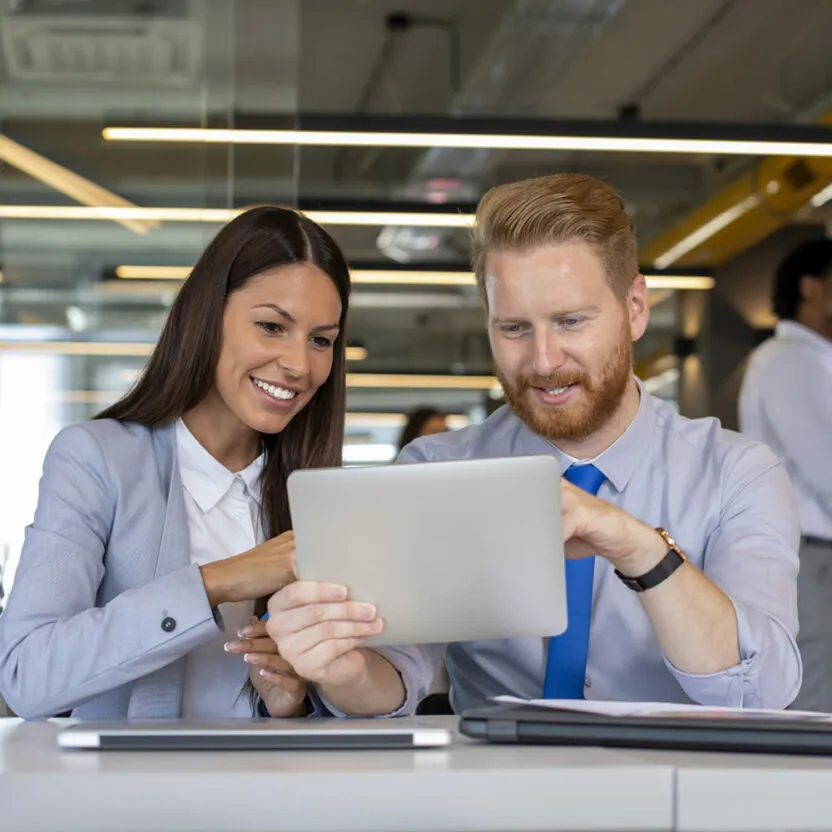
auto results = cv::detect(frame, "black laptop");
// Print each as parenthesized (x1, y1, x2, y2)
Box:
(459, 703, 832, 756)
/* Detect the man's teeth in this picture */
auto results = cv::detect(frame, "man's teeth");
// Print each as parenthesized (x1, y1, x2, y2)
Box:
(545, 385, 571, 395)
(252, 378, 297, 401)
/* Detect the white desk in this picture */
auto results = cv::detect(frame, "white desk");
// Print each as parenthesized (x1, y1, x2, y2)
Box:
(0, 717, 675, 832)
(637, 749, 832, 832)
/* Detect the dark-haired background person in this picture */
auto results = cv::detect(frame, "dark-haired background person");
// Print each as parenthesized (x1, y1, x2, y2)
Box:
(740, 238, 832, 712)
(0, 206, 352, 720)
(396, 408, 448, 453)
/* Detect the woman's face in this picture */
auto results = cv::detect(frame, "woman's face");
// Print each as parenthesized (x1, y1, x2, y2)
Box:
(212, 263, 343, 436)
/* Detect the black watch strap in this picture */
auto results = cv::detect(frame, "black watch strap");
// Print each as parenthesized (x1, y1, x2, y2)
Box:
(614, 528, 687, 592)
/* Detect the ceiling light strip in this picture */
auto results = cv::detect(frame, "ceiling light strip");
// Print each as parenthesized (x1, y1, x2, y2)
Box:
(113, 266, 714, 290)
(0, 206, 474, 227)
(0, 341, 366, 361)
(102, 126, 832, 158)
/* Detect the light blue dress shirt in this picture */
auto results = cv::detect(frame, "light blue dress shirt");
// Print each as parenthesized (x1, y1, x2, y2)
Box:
(370, 381, 802, 715)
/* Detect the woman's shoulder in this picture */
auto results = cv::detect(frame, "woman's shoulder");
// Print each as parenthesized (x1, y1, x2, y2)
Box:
(46, 419, 174, 474)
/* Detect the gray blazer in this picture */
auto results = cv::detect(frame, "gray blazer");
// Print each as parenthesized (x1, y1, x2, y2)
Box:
(0, 420, 225, 720)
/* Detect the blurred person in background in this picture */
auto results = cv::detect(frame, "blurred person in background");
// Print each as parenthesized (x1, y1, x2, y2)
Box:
(0, 206, 351, 721)
(740, 238, 832, 712)
(396, 407, 448, 453)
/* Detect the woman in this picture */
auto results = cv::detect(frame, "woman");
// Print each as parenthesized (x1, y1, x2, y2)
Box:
(396, 408, 447, 453)
(0, 206, 350, 720)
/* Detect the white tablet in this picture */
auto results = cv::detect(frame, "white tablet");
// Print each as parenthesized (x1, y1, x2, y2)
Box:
(58, 719, 453, 751)
(287, 454, 566, 646)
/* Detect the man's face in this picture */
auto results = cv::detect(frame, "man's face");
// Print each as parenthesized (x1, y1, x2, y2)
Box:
(485, 242, 649, 443)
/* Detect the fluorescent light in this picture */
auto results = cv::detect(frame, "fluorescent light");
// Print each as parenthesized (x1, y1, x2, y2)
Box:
(346, 412, 468, 428)
(652, 195, 760, 270)
(116, 265, 190, 280)
(0, 341, 154, 356)
(0, 339, 365, 361)
(0, 206, 474, 227)
(102, 126, 832, 158)
(352, 270, 475, 286)
(0, 134, 157, 235)
(115, 265, 713, 291)
(810, 182, 832, 207)
(342, 443, 397, 463)
(644, 275, 714, 290)
(346, 346, 367, 361)
(346, 373, 495, 389)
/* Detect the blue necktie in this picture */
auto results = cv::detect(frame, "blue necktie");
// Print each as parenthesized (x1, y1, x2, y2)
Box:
(543, 463, 606, 699)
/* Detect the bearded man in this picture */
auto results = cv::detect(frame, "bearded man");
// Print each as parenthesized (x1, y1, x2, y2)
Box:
(264, 173, 802, 713)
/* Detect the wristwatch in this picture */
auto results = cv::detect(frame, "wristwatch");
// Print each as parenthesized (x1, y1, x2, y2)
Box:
(614, 528, 687, 592)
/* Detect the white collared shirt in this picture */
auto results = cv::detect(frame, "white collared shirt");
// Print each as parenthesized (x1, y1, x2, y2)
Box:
(739, 320, 832, 540)
(176, 419, 265, 718)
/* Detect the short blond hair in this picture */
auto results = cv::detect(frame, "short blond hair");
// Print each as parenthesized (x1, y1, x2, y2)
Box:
(471, 173, 638, 298)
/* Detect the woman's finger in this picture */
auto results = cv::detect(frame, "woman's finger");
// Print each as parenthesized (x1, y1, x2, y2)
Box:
(224, 636, 277, 655)
(256, 669, 304, 692)
(244, 653, 297, 674)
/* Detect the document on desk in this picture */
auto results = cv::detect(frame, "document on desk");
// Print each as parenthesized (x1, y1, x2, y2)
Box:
(493, 695, 832, 721)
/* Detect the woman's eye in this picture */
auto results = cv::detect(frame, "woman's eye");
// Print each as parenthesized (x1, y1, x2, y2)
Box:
(256, 321, 283, 335)
(312, 336, 334, 348)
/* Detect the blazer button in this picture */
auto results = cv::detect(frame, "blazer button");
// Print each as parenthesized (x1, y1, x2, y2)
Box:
(161, 616, 177, 633)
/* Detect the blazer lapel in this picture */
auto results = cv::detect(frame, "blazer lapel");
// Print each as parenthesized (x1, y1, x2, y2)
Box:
(128, 422, 191, 719)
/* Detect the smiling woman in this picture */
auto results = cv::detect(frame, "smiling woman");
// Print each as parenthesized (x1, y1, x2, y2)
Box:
(0, 206, 351, 721)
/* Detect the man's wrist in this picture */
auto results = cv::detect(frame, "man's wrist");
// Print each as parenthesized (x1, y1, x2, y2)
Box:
(612, 521, 669, 577)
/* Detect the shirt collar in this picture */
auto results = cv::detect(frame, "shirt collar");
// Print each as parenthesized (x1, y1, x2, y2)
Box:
(516, 377, 655, 494)
(175, 419, 264, 513)
(776, 320, 832, 355)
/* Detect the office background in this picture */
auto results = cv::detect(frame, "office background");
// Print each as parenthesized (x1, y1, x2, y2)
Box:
(1, 0, 831, 596)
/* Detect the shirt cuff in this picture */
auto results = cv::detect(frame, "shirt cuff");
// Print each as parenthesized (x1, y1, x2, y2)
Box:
(311, 646, 435, 718)
(663, 594, 799, 708)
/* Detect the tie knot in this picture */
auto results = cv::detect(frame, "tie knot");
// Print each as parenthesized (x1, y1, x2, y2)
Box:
(563, 463, 605, 496)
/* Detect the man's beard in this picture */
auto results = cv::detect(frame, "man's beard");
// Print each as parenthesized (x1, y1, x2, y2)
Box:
(499, 335, 634, 444)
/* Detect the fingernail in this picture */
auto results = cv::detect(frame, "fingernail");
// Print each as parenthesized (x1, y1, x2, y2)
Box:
(224, 641, 243, 653)
(335, 585, 348, 600)
(360, 604, 376, 619)
(237, 626, 255, 638)
(369, 618, 383, 631)
(259, 669, 276, 681)
(243, 653, 263, 665)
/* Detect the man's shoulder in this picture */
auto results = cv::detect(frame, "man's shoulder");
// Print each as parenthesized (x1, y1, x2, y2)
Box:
(651, 396, 781, 477)
(400, 406, 528, 462)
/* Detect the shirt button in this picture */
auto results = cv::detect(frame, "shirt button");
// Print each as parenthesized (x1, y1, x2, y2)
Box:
(161, 616, 177, 633)
(584, 676, 592, 689)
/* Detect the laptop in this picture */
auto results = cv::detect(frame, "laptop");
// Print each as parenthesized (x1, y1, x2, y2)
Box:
(287, 454, 567, 647)
(58, 719, 453, 751)
(458, 703, 832, 756)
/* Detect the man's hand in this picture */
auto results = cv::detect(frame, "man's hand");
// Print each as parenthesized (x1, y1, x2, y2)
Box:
(264, 582, 382, 686)
(561, 480, 669, 577)
(264, 582, 406, 716)
(225, 618, 307, 717)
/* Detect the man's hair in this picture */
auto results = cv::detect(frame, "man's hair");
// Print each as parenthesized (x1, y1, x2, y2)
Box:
(771, 238, 832, 321)
(471, 173, 638, 298)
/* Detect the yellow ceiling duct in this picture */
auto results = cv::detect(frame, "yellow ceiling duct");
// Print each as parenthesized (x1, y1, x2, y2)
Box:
(641, 112, 832, 270)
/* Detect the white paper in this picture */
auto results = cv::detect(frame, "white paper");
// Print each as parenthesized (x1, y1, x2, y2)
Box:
(493, 695, 832, 721)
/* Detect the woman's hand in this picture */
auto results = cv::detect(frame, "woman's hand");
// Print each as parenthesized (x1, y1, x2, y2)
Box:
(225, 618, 308, 717)
(200, 530, 297, 607)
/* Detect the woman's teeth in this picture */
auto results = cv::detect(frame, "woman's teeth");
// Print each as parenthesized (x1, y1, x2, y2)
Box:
(252, 378, 297, 401)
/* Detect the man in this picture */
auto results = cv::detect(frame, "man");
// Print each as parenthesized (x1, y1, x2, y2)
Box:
(739, 239, 832, 712)
(266, 173, 802, 714)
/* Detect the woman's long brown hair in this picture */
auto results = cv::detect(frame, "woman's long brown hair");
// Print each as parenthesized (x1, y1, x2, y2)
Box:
(96, 206, 351, 704)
